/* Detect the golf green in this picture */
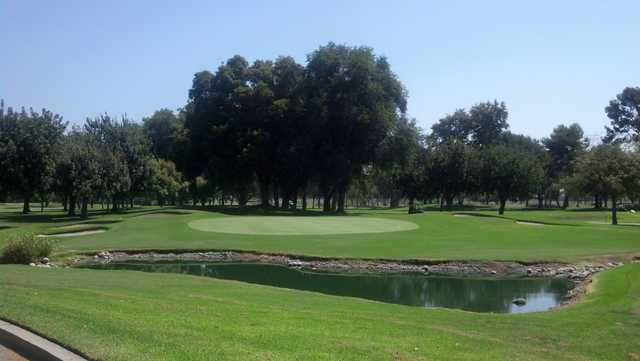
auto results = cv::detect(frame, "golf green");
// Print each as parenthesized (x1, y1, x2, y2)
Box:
(188, 216, 419, 235)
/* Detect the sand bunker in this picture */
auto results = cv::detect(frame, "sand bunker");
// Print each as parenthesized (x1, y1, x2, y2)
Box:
(55, 223, 99, 230)
(39, 229, 106, 238)
(516, 221, 544, 226)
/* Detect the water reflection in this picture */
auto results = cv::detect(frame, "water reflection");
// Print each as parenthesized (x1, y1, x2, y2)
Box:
(86, 262, 570, 313)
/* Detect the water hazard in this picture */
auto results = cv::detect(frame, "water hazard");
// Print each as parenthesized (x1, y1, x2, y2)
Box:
(86, 262, 571, 313)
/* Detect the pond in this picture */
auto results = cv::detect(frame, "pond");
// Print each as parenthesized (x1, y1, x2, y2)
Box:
(85, 262, 571, 314)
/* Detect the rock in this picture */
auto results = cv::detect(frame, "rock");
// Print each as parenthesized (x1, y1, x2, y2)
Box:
(423, 266, 430, 273)
(512, 298, 527, 306)
(29, 262, 36, 267)
(41, 257, 49, 264)
(490, 270, 497, 275)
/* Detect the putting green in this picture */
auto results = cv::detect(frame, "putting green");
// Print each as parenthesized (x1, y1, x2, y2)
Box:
(188, 216, 419, 235)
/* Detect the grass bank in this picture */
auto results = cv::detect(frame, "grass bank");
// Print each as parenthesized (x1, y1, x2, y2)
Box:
(0, 264, 638, 361)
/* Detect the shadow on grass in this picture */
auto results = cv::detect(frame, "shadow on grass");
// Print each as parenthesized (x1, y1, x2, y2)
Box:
(0, 206, 152, 224)
(451, 211, 579, 227)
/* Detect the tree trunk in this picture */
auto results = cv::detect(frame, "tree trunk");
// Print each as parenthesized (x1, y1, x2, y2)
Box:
(112, 195, 118, 212)
(611, 195, 618, 225)
(337, 187, 346, 213)
(445, 195, 454, 211)
(408, 196, 416, 214)
(302, 188, 307, 211)
(68, 195, 77, 216)
(80, 197, 89, 219)
(498, 197, 506, 215)
(562, 194, 569, 209)
(259, 181, 271, 208)
(22, 196, 31, 214)
(63, 195, 68, 211)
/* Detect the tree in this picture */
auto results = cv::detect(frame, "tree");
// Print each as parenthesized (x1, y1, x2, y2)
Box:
(604, 87, 640, 143)
(0, 104, 66, 213)
(0, 100, 17, 200)
(429, 110, 472, 144)
(305, 43, 407, 212)
(374, 116, 423, 208)
(479, 142, 542, 215)
(542, 124, 588, 207)
(468, 101, 509, 147)
(84, 114, 152, 210)
(429, 141, 472, 210)
(573, 145, 639, 225)
(147, 159, 186, 207)
(184, 56, 257, 207)
(143, 109, 179, 160)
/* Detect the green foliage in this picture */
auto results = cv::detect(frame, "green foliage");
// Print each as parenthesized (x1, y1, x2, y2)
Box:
(147, 159, 186, 206)
(479, 139, 542, 214)
(0, 233, 53, 264)
(605, 86, 640, 143)
(143, 109, 179, 160)
(0, 101, 66, 213)
(573, 144, 640, 223)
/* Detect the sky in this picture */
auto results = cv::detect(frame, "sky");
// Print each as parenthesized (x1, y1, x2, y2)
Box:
(1, 0, 639, 141)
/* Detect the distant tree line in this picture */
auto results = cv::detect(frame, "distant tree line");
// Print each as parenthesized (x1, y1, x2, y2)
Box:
(1, 43, 639, 224)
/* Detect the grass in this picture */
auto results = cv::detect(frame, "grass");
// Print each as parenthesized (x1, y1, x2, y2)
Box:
(188, 216, 419, 235)
(1, 204, 639, 262)
(1, 203, 639, 360)
(0, 263, 638, 361)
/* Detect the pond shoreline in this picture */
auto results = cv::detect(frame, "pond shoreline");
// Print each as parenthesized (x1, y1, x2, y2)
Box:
(73, 249, 626, 307)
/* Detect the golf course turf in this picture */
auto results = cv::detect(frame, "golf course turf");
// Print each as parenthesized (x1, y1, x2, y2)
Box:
(188, 216, 419, 235)
(0, 264, 638, 361)
(0, 204, 639, 360)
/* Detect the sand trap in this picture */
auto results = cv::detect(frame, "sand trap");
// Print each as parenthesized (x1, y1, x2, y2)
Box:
(453, 214, 471, 218)
(189, 216, 419, 235)
(54, 223, 99, 230)
(38, 229, 106, 238)
(516, 221, 544, 226)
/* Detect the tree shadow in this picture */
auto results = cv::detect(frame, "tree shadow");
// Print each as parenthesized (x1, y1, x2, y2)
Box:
(178, 205, 357, 217)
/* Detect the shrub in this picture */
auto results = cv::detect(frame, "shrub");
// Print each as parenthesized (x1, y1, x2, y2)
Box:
(1, 233, 54, 264)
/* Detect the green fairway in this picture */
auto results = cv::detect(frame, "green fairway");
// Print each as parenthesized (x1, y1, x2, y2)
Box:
(188, 216, 419, 235)
(0, 264, 638, 361)
(1, 204, 640, 261)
